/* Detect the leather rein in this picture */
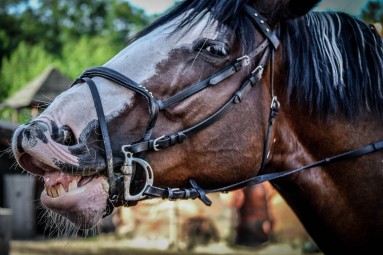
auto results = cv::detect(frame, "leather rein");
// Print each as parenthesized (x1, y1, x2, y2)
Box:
(71, 5, 383, 215)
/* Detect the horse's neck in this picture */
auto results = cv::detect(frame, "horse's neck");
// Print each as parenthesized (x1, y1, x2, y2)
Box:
(271, 106, 383, 169)
(269, 110, 383, 252)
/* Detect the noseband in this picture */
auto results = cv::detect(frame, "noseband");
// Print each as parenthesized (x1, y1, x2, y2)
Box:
(72, 5, 383, 216)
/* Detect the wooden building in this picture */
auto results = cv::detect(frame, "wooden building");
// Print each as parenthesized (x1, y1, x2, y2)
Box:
(0, 67, 71, 239)
(1, 67, 71, 122)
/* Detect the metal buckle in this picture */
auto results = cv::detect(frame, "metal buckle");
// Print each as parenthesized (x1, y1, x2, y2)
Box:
(252, 65, 264, 81)
(153, 135, 165, 151)
(237, 55, 250, 67)
(270, 96, 280, 110)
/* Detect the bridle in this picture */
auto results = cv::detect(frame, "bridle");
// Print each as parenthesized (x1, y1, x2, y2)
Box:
(71, 5, 383, 216)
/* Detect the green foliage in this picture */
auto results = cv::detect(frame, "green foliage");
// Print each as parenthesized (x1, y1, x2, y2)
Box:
(0, 35, 124, 102)
(0, 0, 154, 123)
(0, 42, 54, 101)
(0, 108, 32, 123)
(56, 36, 122, 79)
(361, 1, 383, 24)
(0, 0, 150, 62)
(0, 34, 123, 121)
(0, 13, 22, 61)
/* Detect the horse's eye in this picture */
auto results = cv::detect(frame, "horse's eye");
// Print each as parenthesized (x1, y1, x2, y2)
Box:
(195, 40, 229, 58)
(203, 44, 229, 57)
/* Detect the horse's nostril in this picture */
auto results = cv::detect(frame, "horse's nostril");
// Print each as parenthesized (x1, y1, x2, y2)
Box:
(54, 125, 76, 146)
(24, 129, 31, 139)
(60, 126, 76, 146)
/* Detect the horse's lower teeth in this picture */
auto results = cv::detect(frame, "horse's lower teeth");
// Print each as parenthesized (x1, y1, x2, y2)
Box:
(45, 179, 79, 198)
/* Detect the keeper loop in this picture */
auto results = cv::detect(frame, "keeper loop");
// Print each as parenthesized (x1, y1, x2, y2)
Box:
(189, 179, 212, 206)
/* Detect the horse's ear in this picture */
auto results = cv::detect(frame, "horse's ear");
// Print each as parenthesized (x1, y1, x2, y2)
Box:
(251, 0, 321, 23)
(284, 0, 321, 18)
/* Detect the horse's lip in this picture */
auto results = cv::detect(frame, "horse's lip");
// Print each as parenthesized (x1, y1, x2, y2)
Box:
(18, 152, 106, 177)
(19, 153, 56, 176)
(19, 153, 105, 197)
(40, 175, 110, 229)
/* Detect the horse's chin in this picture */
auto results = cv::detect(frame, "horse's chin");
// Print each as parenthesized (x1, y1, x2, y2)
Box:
(40, 174, 110, 229)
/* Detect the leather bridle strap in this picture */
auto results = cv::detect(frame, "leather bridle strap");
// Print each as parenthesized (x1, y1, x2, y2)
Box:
(82, 77, 116, 194)
(125, 5, 278, 154)
(209, 140, 383, 192)
(157, 39, 270, 110)
(73, 67, 160, 140)
(127, 47, 271, 154)
(72, 68, 160, 195)
(259, 48, 280, 171)
(144, 139, 383, 204)
(244, 5, 280, 49)
(73, 5, 281, 208)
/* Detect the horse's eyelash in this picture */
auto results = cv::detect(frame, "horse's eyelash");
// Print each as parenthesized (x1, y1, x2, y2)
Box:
(194, 40, 229, 56)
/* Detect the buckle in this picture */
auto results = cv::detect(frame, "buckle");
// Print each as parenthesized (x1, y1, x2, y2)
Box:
(237, 55, 250, 67)
(153, 135, 165, 151)
(270, 96, 280, 111)
(252, 65, 264, 81)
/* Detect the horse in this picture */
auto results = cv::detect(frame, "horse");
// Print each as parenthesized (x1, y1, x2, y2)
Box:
(233, 183, 275, 248)
(10, 0, 383, 254)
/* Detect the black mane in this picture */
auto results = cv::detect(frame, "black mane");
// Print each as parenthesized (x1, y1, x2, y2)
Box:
(134, 0, 258, 52)
(282, 12, 383, 118)
(134, 1, 383, 118)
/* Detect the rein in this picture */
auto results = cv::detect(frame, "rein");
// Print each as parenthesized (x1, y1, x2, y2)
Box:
(71, 5, 383, 215)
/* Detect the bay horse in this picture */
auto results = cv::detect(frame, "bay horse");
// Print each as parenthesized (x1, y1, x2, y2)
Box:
(10, 0, 383, 254)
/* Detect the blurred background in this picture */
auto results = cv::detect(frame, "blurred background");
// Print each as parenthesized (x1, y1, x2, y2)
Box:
(0, 1, 382, 255)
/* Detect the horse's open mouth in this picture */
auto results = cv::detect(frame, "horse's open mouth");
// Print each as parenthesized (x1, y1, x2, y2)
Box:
(19, 153, 110, 229)
(44, 175, 93, 198)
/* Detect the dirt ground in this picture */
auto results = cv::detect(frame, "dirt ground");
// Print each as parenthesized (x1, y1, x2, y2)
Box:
(10, 235, 324, 255)
(5, 189, 325, 255)
(7, 192, 325, 255)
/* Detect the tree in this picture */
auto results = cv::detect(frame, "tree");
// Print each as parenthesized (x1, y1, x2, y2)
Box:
(0, 11, 23, 62)
(361, 1, 383, 24)
(0, 0, 153, 99)
(56, 35, 121, 79)
(0, 42, 54, 100)
(0, 0, 150, 66)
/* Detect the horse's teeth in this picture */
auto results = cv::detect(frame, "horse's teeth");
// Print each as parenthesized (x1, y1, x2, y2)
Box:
(68, 180, 78, 191)
(51, 187, 59, 198)
(57, 184, 65, 196)
(45, 186, 52, 197)
(45, 180, 78, 198)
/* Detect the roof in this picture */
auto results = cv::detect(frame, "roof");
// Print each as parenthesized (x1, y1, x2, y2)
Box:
(1, 67, 71, 109)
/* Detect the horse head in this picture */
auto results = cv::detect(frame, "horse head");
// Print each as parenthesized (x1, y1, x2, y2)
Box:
(12, 0, 320, 230)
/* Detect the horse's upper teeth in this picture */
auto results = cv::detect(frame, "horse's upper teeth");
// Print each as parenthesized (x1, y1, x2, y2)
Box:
(46, 187, 53, 197)
(57, 184, 65, 196)
(45, 180, 79, 198)
(69, 179, 78, 191)
(51, 186, 59, 198)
